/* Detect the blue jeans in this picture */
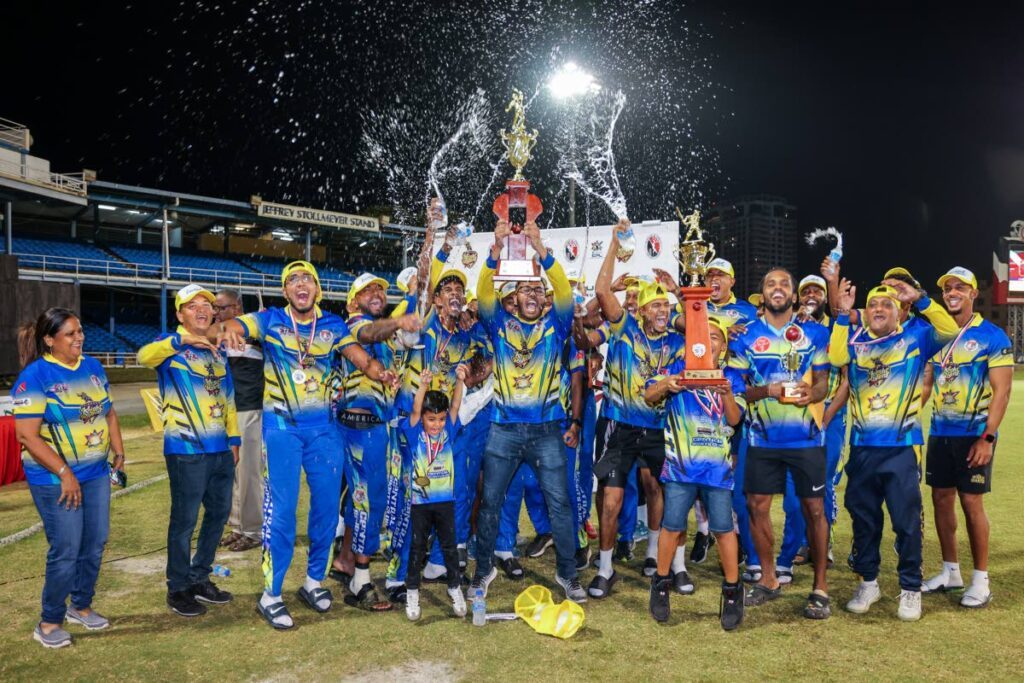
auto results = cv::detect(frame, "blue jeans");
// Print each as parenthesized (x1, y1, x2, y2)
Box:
(662, 483, 734, 534)
(165, 451, 235, 593)
(474, 421, 577, 580)
(30, 474, 111, 624)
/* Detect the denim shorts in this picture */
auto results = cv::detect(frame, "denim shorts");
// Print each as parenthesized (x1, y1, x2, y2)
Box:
(662, 482, 734, 534)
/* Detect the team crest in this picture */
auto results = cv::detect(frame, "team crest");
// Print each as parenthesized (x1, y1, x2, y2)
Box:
(646, 234, 661, 258)
(184, 349, 199, 362)
(203, 363, 222, 395)
(964, 339, 979, 352)
(90, 374, 103, 389)
(50, 383, 68, 395)
(319, 330, 334, 343)
(564, 239, 580, 262)
(753, 337, 771, 353)
(855, 344, 868, 358)
(941, 390, 959, 406)
(513, 373, 534, 390)
(867, 359, 890, 387)
(78, 393, 102, 424)
(894, 338, 906, 351)
(867, 393, 890, 412)
(208, 402, 224, 419)
(590, 240, 604, 258)
(304, 376, 320, 393)
(84, 429, 104, 448)
(727, 309, 740, 320)
(353, 487, 367, 506)
(461, 245, 479, 268)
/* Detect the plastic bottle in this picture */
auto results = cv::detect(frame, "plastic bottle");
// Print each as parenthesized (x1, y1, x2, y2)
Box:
(212, 564, 231, 578)
(615, 221, 635, 262)
(472, 587, 486, 626)
(824, 247, 843, 277)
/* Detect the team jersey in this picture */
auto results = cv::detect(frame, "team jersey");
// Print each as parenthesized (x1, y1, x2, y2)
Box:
(830, 314, 950, 446)
(603, 312, 687, 429)
(137, 327, 241, 455)
(395, 309, 479, 416)
(400, 415, 460, 505)
(653, 362, 746, 489)
(338, 313, 395, 421)
(560, 339, 586, 415)
(709, 294, 760, 329)
(236, 306, 356, 430)
(928, 314, 1013, 437)
(12, 354, 112, 486)
(478, 251, 574, 424)
(728, 316, 831, 449)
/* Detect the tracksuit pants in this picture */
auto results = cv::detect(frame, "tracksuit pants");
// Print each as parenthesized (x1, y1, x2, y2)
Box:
(340, 421, 389, 556)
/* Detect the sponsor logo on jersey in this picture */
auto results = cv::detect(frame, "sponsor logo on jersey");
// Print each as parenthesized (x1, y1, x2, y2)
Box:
(964, 339, 979, 352)
(867, 359, 891, 387)
(78, 392, 103, 424)
(867, 393, 890, 412)
(752, 336, 771, 353)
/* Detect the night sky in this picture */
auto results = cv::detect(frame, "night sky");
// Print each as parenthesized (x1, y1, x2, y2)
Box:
(4, 1, 1023, 294)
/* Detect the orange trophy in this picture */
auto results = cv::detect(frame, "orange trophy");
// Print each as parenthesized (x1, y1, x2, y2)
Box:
(675, 208, 728, 387)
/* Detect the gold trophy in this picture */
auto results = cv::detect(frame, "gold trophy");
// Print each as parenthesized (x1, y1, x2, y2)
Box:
(492, 89, 543, 282)
(779, 341, 803, 404)
(674, 209, 726, 387)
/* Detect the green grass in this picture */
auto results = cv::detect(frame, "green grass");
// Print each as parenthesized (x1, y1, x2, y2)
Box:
(2, 385, 1024, 681)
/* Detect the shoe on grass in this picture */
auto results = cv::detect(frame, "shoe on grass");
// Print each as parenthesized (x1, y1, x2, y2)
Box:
(168, 590, 207, 617)
(649, 575, 672, 623)
(804, 590, 832, 620)
(33, 623, 72, 649)
(673, 570, 695, 595)
(614, 539, 635, 562)
(959, 583, 992, 608)
(921, 569, 964, 593)
(846, 581, 881, 614)
(792, 545, 811, 566)
(526, 533, 554, 558)
(642, 557, 658, 577)
(744, 583, 782, 607)
(496, 555, 525, 581)
(587, 571, 618, 599)
(386, 583, 408, 605)
(405, 589, 421, 621)
(777, 567, 794, 585)
(575, 545, 591, 572)
(741, 565, 762, 583)
(556, 574, 588, 604)
(689, 532, 714, 564)
(448, 586, 467, 617)
(296, 585, 333, 613)
(65, 607, 109, 630)
(898, 590, 922, 621)
(719, 582, 744, 631)
(470, 566, 498, 599)
(192, 580, 233, 605)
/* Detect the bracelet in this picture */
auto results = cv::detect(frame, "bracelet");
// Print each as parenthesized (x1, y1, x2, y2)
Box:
(57, 465, 67, 477)
(113, 452, 125, 459)
(834, 308, 850, 316)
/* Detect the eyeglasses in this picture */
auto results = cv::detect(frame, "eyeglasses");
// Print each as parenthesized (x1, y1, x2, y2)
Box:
(213, 304, 238, 312)
(518, 286, 545, 297)
(286, 273, 315, 285)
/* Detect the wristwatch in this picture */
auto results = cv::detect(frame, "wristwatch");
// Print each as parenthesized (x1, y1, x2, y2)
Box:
(982, 433, 996, 443)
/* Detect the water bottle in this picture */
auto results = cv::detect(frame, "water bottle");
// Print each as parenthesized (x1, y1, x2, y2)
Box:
(472, 588, 486, 626)
(430, 196, 448, 231)
(453, 220, 474, 246)
(824, 247, 843, 278)
(212, 564, 231, 578)
(615, 220, 635, 262)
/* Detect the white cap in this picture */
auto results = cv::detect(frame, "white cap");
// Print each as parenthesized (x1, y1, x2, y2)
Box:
(798, 274, 828, 294)
(705, 258, 734, 277)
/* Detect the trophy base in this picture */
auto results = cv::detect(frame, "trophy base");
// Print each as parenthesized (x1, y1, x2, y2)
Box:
(680, 368, 728, 388)
(494, 259, 541, 282)
(778, 382, 802, 404)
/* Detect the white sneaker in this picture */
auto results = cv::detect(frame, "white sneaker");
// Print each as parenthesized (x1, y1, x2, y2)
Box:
(921, 570, 963, 594)
(846, 581, 881, 614)
(405, 589, 421, 621)
(959, 583, 991, 608)
(448, 587, 467, 617)
(897, 590, 922, 621)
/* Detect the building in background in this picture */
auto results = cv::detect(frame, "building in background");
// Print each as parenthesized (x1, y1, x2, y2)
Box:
(702, 194, 799, 296)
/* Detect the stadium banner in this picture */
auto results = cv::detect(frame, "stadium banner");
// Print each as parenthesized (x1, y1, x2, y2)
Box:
(432, 221, 680, 298)
(256, 200, 380, 232)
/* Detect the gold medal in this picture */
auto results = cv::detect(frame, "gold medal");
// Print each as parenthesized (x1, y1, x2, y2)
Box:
(415, 476, 431, 488)
(512, 348, 532, 369)
(292, 369, 307, 384)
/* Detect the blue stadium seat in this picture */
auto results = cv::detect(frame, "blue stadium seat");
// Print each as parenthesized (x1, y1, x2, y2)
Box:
(82, 322, 132, 353)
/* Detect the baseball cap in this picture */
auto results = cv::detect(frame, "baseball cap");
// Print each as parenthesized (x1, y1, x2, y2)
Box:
(705, 258, 735, 278)
(866, 284, 901, 307)
(175, 284, 215, 310)
(347, 272, 389, 304)
(282, 260, 323, 303)
(434, 269, 468, 294)
(747, 293, 763, 307)
(883, 266, 921, 289)
(798, 274, 828, 294)
(395, 266, 418, 293)
(499, 281, 518, 300)
(638, 282, 670, 309)
(937, 266, 978, 290)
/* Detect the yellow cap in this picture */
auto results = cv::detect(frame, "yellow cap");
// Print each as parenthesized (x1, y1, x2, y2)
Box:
(465, 289, 477, 304)
(514, 585, 586, 639)
(434, 269, 468, 293)
(175, 284, 215, 310)
(747, 292, 763, 307)
(883, 266, 920, 289)
(282, 260, 323, 303)
(347, 272, 389, 304)
(866, 284, 901, 307)
(638, 282, 670, 309)
(706, 258, 735, 278)
(395, 266, 418, 294)
(937, 266, 978, 290)
(708, 316, 730, 341)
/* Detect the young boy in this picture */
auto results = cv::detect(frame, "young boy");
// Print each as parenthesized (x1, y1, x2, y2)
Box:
(401, 366, 467, 621)
(643, 320, 747, 630)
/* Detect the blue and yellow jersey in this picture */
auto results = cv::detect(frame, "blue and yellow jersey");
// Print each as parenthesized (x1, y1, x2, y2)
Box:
(478, 250, 574, 424)
(928, 314, 1013, 437)
(603, 312, 686, 429)
(560, 339, 586, 415)
(395, 310, 479, 415)
(709, 294, 760, 329)
(400, 416, 460, 505)
(339, 313, 395, 421)
(728, 317, 831, 449)
(652, 361, 746, 489)
(236, 306, 355, 430)
(137, 327, 241, 455)
(830, 313, 950, 446)
(12, 354, 112, 486)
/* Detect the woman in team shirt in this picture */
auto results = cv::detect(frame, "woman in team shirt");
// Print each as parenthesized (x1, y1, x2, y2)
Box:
(13, 308, 126, 648)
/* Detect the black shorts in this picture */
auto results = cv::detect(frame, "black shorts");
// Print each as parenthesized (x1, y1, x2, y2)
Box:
(593, 421, 665, 488)
(744, 446, 826, 498)
(926, 436, 994, 494)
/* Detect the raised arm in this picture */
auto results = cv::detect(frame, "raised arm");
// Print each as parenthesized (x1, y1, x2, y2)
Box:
(451, 365, 467, 421)
(828, 280, 856, 367)
(595, 222, 626, 325)
(409, 368, 432, 427)
(479, 220, 512, 324)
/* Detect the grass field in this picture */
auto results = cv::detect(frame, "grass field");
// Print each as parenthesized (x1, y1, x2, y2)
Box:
(1, 387, 1023, 681)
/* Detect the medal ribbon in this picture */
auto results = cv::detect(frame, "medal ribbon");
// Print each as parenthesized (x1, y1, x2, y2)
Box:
(505, 318, 544, 357)
(690, 388, 724, 421)
(939, 316, 974, 369)
(420, 432, 445, 474)
(288, 306, 318, 368)
(637, 330, 667, 376)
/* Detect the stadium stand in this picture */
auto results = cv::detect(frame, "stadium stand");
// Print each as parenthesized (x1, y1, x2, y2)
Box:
(82, 322, 132, 354)
(113, 323, 162, 350)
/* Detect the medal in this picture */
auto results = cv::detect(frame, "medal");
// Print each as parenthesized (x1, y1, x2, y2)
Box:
(288, 305, 318, 375)
(292, 369, 307, 384)
(938, 317, 974, 382)
(636, 330, 667, 380)
(415, 476, 431, 488)
(505, 318, 543, 369)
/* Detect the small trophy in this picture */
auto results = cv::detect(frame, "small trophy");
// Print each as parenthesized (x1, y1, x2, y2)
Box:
(778, 327, 804, 404)
(492, 89, 542, 282)
(674, 208, 727, 387)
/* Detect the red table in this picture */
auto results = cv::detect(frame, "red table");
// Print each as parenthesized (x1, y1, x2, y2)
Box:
(0, 415, 25, 486)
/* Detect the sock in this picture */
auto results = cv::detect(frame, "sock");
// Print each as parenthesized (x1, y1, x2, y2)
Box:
(697, 518, 709, 535)
(863, 579, 879, 588)
(385, 579, 405, 589)
(495, 550, 513, 560)
(260, 591, 293, 627)
(422, 561, 447, 580)
(598, 549, 614, 579)
(304, 576, 330, 609)
(349, 562, 371, 594)
(457, 543, 467, 550)
(671, 547, 687, 574)
(971, 569, 989, 586)
(944, 561, 961, 575)
(646, 529, 660, 559)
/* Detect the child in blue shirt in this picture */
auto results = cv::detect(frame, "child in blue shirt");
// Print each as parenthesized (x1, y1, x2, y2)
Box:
(400, 366, 466, 621)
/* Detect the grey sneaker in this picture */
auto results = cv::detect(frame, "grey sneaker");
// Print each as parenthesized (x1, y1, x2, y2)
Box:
(33, 623, 72, 649)
(556, 574, 588, 604)
(65, 607, 110, 630)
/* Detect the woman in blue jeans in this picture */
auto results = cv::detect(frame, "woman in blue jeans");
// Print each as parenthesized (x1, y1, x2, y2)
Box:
(14, 308, 126, 649)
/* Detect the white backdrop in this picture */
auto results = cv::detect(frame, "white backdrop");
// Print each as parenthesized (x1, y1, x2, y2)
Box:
(433, 220, 681, 297)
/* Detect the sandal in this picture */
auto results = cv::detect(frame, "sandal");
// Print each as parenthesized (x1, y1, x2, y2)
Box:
(296, 586, 333, 613)
(793, 545, 811, 566)
(587, 572, 619, 599)
(497, 556, 525, 581)
(386, 584, 408, 604)
(744, 583, 782, 607)
(328, 568, 353, 584)
(256, 600, 295, 630)
(803, 591, 832, 620)
(343, 583, 393, 612)
(220, 531, 242, 547)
